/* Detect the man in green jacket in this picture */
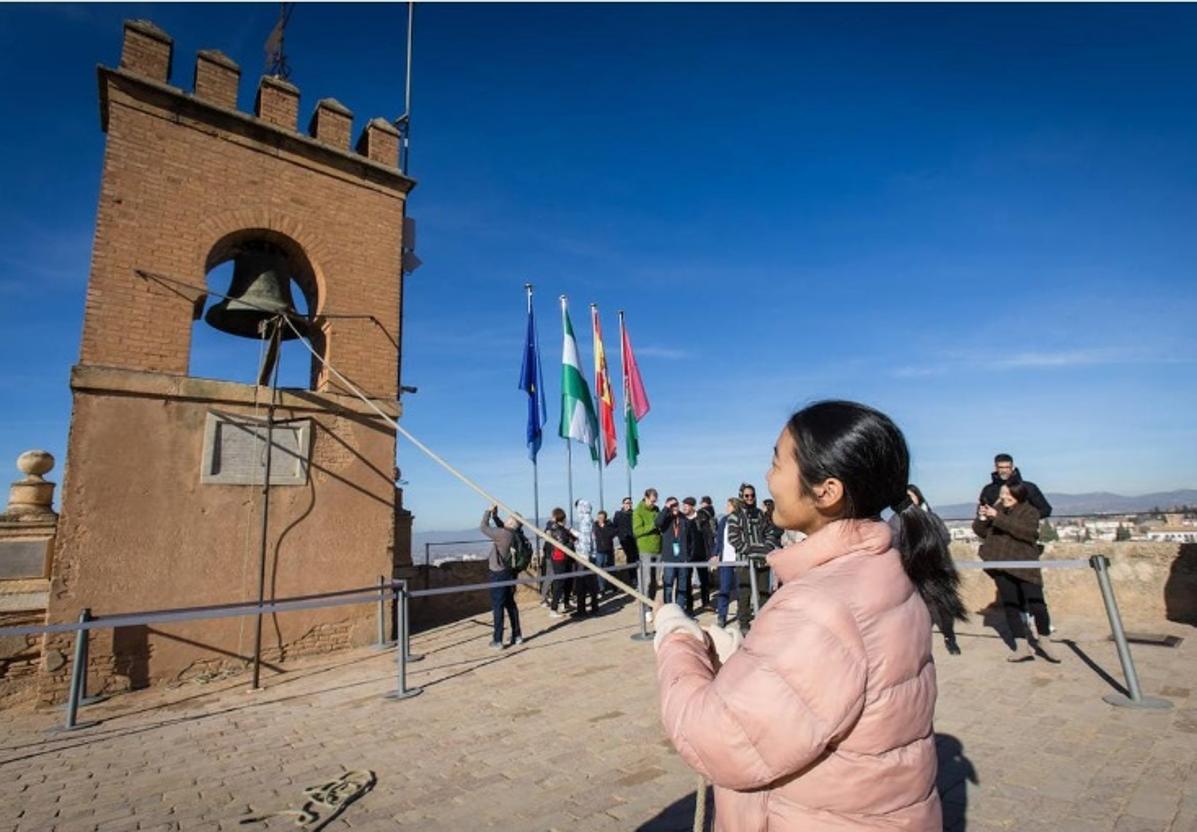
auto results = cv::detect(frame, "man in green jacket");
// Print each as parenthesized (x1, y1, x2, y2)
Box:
(633, 488, 662, 602)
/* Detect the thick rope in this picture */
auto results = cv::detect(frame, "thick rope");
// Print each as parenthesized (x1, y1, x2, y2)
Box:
(240, 769, 376, 829)
(279, 315, 652, 606)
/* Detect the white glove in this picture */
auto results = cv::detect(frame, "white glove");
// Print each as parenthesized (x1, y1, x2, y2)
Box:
(703, 623, 744, 664)
(652, 603, 704, 652)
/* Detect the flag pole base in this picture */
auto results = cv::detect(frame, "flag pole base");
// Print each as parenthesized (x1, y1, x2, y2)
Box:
(384, 687, 424, 701)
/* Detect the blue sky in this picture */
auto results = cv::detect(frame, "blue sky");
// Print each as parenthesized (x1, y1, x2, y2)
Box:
(1, 4, 1195, 531)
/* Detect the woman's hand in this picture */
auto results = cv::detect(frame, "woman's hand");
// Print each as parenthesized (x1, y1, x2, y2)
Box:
(979, 504, 998, 520)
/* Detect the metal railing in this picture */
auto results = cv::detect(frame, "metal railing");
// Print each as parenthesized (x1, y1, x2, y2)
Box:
(0, 553, 1171, 733)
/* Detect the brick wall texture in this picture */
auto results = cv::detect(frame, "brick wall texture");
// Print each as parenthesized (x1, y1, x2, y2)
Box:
(38, 19, 417, 706)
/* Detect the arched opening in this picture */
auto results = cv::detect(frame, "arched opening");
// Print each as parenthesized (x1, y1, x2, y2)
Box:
(190, 230, 324, 390)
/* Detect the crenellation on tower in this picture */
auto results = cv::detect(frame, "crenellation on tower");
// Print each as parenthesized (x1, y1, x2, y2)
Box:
(193, 49, 239, 110)
(120, 20, 173, 83)
(254, 74, 300, 131)
(309, 98, 354, 151)
(357, 117, 401, 168)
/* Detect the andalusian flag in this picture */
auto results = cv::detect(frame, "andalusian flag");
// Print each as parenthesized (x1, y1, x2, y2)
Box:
(620, 314, 651, 468)
(559, 296, 599, 461)
(591, 305, 617, 465)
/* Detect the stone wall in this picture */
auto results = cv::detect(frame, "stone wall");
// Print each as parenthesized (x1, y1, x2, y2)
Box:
(402, 561, 493, 632)
(951, 540, 1197, 629)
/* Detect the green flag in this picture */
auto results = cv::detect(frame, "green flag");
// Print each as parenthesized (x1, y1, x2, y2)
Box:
(559, 298, 599, 461)
(625, 401, 640, 468)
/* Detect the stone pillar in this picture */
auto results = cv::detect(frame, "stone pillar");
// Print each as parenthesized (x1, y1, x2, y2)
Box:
(2, 451, 57, 522)
(1, 451, 59, 705)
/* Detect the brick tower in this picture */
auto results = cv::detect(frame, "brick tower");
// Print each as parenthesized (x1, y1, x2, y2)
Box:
(40, 20, 415, 701)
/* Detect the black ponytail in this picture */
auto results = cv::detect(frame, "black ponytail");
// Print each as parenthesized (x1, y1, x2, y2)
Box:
(786, 400, 966, 623)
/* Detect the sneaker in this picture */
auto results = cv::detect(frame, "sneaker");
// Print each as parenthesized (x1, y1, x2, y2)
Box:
(548, 610, 563, 619)
(510, 636, 524, 646)
(488, 640, 503, 649)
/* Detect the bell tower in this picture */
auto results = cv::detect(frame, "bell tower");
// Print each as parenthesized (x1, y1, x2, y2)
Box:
(41, 20, 415, 702)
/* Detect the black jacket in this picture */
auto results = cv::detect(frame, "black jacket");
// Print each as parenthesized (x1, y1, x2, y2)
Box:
(593, 522, 619, 555)
(979, 468, 1052, 518)
(656, 509, 700, 563)
(612, 508, 634, 538)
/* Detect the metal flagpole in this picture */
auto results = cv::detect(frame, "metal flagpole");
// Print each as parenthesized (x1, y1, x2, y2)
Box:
(526, 283, 540, 529)
(566, 440, 574, 519)
(598, 457, 604, 514)
(619, 310, 632, 501)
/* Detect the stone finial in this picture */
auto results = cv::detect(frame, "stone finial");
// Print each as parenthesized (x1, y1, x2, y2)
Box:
(3, 450, 57, 521)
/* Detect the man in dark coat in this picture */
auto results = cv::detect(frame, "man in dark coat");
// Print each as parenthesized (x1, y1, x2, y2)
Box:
(656, 496, 700, 614)
(612, 496, 639, 574)
(979, 453, 1052, 518)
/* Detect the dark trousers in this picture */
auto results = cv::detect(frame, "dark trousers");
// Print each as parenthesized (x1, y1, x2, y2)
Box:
(619, 537, 640, 574)
(715, 565, 737, 624)
(736, 559, 770, 632)
(992, 571, 1050, 640)
(576, 571, 600, 614)
(550, 559, 572, 610)
(693, 560, 711, 608)
(662, 562, 691, 612)
(645, 555, 661, 599)
(489, 568, 521, 643)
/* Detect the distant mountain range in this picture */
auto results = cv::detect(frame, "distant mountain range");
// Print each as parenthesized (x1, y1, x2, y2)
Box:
(411, 490, 1196, 562)
(934, 489, 1197, 521)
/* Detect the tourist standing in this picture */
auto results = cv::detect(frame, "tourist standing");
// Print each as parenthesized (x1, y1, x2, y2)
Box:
(888, 484, 965, 655)
(653, 400, 959, 829)
(974, 483, 1059, 662)
(726, 483, 777, 632)
(479, 506, 523, 648)
(572, 500, 600, 616)
(544, 507, 577, 619)
(692, 497, 717, 610)
(612, 496, 639, 576)
(657, 496, 697, 614)
(708, 497, 740, 628)
(633, 488, 663, 600)
(594, 510, 619, 597)
(979, 453, 1052, 518)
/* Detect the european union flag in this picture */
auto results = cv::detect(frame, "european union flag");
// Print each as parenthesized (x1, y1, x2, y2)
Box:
(519, 303, 548, 460)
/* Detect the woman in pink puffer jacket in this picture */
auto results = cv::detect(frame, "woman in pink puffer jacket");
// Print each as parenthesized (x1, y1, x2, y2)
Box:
(654, 401, 965, 831)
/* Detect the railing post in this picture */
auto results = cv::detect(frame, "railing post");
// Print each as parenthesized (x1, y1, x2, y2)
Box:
(56, 609, 98, 732)
(1089, 555, 1171, 710)
(384, 580, 423, 701)
(374, 575, 388, 650)
(406, 578, 424, 662)
(631, 558, 653, 642)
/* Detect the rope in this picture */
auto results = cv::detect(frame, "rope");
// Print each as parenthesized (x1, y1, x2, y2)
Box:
(240, 769, 376, 829)
(277, 314, 653, 607)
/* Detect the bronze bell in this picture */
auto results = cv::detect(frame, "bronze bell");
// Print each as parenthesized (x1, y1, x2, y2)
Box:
(205, 242, 306, 340)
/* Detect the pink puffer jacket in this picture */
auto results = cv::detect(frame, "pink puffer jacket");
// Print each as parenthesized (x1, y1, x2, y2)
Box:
(656, 519, 941, 831)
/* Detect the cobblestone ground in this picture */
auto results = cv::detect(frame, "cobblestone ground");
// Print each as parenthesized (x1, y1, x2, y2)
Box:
(1, 595, 1193, 832)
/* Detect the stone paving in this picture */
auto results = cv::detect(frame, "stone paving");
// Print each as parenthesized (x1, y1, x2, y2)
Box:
(0, 595, 1194, 832)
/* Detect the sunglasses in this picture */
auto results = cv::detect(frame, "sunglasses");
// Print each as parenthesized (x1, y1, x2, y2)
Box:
(741, 492, 756, 499)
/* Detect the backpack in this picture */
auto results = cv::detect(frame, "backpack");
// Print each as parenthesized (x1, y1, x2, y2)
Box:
(505, 529, 534, 573)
